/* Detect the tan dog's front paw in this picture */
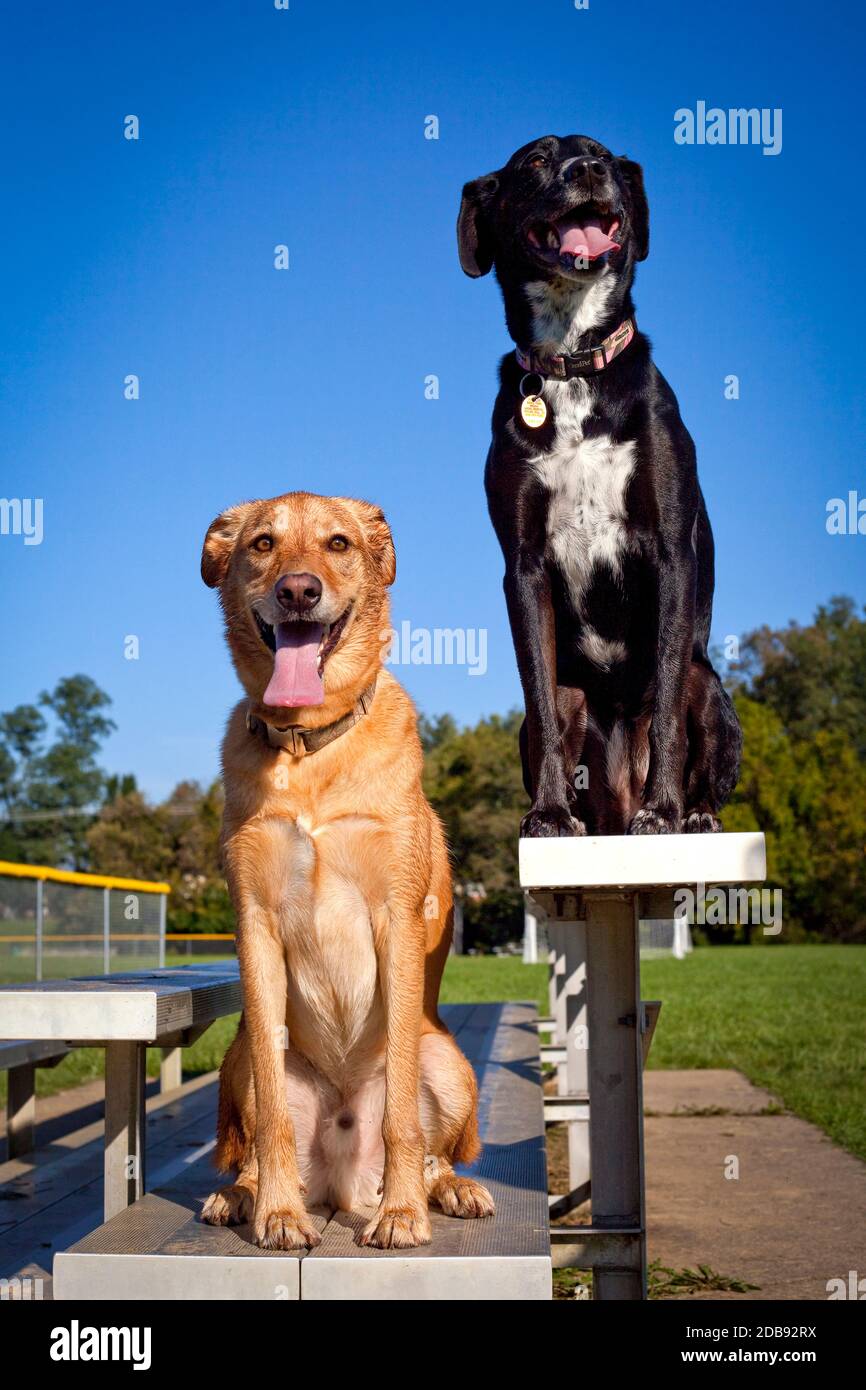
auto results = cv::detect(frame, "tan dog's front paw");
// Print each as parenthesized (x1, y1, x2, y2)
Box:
(360, 1203, 432, 1249)
(255, 1207, 322, 1250)
(202, 1183, 257, 1227)
(432, 1174, 495, 1219)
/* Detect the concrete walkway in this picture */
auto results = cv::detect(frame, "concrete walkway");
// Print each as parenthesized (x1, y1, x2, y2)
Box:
(550, 1069, 866, 1300)
(644, 1070, 866, 1300)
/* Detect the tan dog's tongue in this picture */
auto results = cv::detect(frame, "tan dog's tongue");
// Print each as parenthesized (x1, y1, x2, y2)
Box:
(263, 622, 324, 707)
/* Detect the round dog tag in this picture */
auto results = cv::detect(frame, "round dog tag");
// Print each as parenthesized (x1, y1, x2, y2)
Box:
(518, 372, 547, 429)
(520, 394, 547, 428)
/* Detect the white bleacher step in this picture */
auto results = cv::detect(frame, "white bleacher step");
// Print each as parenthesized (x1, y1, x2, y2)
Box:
(53, 1002, 552, 1302)
(520, 830, 766, 891)
(0, 964, 243, 1042)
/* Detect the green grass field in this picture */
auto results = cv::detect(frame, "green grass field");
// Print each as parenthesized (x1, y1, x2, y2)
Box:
(3, 946, 864, 1163)
(640, 945, 866, 1161)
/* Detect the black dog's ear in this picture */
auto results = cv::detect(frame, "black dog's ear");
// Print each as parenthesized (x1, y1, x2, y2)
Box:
(457, 174, 499, 278)
(616, 158, 649, 262)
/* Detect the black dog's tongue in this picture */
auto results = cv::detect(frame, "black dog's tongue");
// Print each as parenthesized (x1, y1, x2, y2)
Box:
(557, 216, 621, 262)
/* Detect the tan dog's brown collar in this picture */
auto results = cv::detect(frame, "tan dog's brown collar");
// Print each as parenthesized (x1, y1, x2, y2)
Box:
(246, 678, 377, 757)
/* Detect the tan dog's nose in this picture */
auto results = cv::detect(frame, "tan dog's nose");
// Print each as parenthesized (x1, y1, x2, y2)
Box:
(275, 572, 322, 614)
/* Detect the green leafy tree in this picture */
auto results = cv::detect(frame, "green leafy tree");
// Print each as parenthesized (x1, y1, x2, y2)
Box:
(735, 596, 866, 757)
(0, 704, 47, 861)
(418, 712, 458, 753)
(423, 710, 526, 890)
(85, 791, 175, 882)
(726, 599, 866, 941)
(104, 772, 138, 803)
(423, 710, 527, 949)
(87, 778, 231, 934)
(0, 677, 116, 867)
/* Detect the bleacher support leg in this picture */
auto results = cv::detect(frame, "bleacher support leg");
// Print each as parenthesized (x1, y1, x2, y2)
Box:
(563, 918, 590, 1203)
(104, 1042, 146, 1220)
(586, 892, 646, 1300)
(7, 1062, 36, 1159)
(160, 1046, 182, 1093)
(548, 921, 568, 1093)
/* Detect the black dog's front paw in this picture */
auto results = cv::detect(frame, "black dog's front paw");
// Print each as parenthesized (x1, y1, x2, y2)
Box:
(681, 810, 722, 833)
(628, 806, 678, 836)
(520, 805, 586, 838)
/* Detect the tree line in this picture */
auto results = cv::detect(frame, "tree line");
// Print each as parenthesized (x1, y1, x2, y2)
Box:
(1, 597, 864, 948)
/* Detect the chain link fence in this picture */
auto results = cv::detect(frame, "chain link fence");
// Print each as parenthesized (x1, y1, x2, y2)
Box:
(164, 934, 236, 962)
(0, 862, 168, 984)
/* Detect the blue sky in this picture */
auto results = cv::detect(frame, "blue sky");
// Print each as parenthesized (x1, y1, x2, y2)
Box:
(1, 0, 864, 800)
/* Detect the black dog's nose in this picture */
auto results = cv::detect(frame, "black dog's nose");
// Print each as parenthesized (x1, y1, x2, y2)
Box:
(563, 156, 607, 187)
(275, 572, 322, 613)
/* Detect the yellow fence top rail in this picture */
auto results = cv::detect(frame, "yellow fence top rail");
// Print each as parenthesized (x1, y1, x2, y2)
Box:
(0, 861, 170, 895)
(166, 934, 235, 942)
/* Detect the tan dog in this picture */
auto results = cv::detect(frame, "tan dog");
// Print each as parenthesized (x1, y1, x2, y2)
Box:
(199, 491, 494, 1250)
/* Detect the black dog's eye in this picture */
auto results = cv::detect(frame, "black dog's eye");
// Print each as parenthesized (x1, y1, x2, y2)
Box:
(251, 535, 273, 553)
(328, 534, 350, 552)
(525, 153, 548, 170)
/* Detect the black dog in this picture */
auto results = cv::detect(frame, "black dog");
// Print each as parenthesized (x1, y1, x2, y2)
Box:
(458, 133, 741, 837)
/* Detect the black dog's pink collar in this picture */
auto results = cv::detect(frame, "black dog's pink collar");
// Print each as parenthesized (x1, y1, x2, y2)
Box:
(516, 317, 637, 379)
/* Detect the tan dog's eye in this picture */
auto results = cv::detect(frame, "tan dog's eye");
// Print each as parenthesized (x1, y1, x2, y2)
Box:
(328, 535, 350, 552)
(251, 535, 273, 553)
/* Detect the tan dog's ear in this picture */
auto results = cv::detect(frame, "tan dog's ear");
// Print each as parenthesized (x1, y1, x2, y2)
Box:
(350, 500, 396, 587)
(201, 503, 250, 588)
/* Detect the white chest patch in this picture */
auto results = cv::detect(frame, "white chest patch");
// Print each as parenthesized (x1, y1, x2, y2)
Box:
(530, 380, 637, 621)
(524, 273, 617, 353)
(522, 276, 637, 669)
